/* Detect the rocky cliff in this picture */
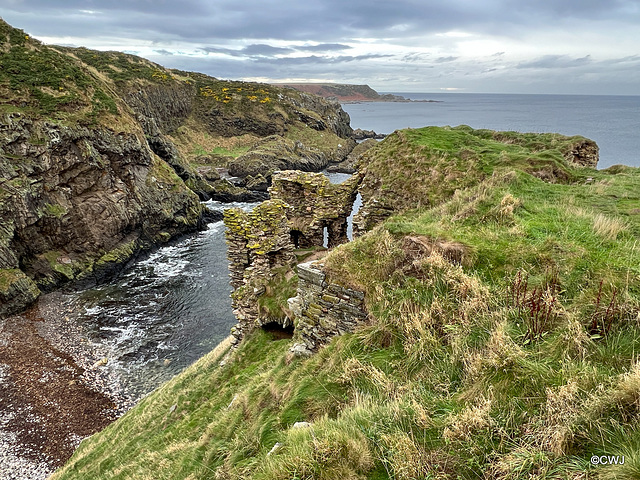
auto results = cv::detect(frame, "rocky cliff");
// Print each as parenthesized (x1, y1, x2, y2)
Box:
(279, 83, 411, 103)
(0, 19, 356, 316)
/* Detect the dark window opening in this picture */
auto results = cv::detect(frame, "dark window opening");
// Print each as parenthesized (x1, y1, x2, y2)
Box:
(290, 229, 303, 248)
(261, 321, 295, 340)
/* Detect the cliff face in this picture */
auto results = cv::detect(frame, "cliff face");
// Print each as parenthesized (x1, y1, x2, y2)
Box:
(0, 113, 202, 316)
(0, 19, 356, 316)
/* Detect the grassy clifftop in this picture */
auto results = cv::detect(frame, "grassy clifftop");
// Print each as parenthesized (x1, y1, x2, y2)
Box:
(52, 127, 640, 479)
(0, 17, 352, 153)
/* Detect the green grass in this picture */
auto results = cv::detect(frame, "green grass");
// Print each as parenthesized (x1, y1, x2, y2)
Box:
(52, 126, 640, 479)
(356, 126, 594, 222)
(256, 266, 299, 323)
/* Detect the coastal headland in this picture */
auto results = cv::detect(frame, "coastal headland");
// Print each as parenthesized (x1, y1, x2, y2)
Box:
(276, 83, 440, 103)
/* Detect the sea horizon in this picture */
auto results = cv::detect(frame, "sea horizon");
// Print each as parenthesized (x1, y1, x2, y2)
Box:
(342, 92, 640, 169)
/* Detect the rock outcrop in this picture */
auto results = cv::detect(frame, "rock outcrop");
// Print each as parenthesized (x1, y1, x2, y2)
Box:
(0, 113, 202, 316)
(326, 138, 378, 174)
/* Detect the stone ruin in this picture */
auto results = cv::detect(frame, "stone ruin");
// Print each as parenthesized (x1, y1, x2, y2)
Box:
(288, 261, 367, 356)
(269, 170, 362, 248)
(223, 199, 295, 344)
(223, 170, 365, 350)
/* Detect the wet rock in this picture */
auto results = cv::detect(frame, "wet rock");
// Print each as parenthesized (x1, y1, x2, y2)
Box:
(326, 138, 378, 174)
(353, 128, 386, 140)
(202, 206, 224, 224)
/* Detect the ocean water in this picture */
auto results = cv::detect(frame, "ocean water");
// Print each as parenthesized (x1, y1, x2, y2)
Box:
(70, 201, 257, 399)
(342, 93, 640, 169)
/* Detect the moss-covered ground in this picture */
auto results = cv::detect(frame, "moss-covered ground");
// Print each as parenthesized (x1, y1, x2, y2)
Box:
(51, 126, 640, 479)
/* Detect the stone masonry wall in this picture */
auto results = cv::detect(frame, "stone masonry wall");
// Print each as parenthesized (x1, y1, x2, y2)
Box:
(223, 171, 365, 350)
(288, 261, 367, 356)
(223, 199, 295, 344)
(269, 170, 361, 248)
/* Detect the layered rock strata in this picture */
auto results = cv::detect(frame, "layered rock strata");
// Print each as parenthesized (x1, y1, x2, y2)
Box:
(0, 114, 202, 317)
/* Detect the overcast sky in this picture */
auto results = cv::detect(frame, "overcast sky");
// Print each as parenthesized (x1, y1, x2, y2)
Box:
(2, 0, 640, 94)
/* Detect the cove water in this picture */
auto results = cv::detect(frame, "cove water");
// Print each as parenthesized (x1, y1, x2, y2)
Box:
(71, 201, 256, 400)
(342, 93, 640, 169)
(69, 173, 359, 401)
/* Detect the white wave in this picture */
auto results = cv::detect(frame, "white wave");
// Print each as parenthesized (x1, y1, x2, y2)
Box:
(83, 305, 104, 316)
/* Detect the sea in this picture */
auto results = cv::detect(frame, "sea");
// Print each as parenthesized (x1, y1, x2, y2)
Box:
(42, 94, 640, 400)
(343, 93, 640, 169)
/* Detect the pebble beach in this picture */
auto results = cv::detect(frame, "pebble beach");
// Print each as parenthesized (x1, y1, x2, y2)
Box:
(0, 292, 135, 480)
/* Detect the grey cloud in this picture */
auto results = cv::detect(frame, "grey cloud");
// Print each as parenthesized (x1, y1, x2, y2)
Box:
(402, 53, 430, 62)
(516, 55, 592, 69)
(2, 0, 640, 95)
(436, 56, 459, 63)
(201, 44, 293, 58)
(295, 43, 352, 52)
(5, 0, 640, 45)
(265, 54, 393, 65)
(242, 44, 293, 56)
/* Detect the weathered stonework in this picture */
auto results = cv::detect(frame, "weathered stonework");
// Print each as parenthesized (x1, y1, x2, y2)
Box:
(223, 200, 295, 343)
(269, 170, 361, 248)
(224, 170, 364, 348)
(288, 261, 367, 356)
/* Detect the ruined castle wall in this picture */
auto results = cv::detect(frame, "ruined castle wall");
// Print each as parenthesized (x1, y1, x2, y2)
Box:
(223, 200, 295, 344)
(269, 170, 361, 248)
(288, 261, 367, 356)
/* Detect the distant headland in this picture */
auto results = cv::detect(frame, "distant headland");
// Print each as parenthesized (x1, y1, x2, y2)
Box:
(275, 83, 440, 103)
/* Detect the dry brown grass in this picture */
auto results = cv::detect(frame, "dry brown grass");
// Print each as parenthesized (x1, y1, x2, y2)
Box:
(465, 320, 526, 383)
(381, 432, 455, 480)
(593, 213, 628, 241)
(537, 381, 581, 456)
(443, 395, 494, 442)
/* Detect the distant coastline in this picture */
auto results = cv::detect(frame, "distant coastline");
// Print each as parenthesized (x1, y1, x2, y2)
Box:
(275, 83, 441, 103)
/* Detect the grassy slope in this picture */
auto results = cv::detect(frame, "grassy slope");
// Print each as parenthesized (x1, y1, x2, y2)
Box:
(53, 129, 640, 479)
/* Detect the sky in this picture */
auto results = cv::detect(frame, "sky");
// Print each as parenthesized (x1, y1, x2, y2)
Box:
(2, 0, 640, 95)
